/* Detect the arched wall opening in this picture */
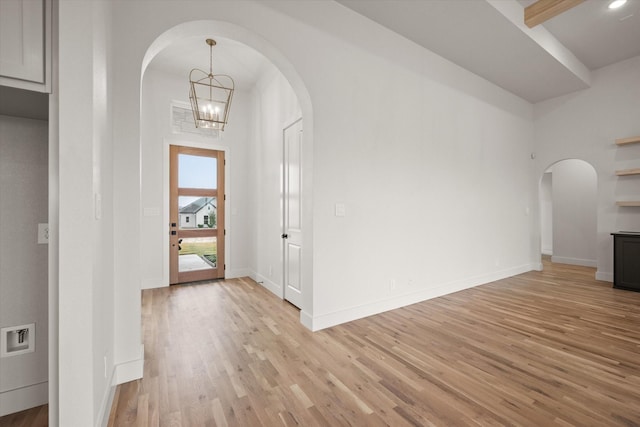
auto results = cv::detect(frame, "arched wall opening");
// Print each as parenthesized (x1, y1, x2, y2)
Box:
(539, 158, 598, 269)
(138, 20, 314, 318)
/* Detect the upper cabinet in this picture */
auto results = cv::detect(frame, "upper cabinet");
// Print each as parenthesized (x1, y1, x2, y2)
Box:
(0, 0, 51, 93)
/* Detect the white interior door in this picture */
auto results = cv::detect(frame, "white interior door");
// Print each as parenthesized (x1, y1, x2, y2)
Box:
(283, 119, 303, 308)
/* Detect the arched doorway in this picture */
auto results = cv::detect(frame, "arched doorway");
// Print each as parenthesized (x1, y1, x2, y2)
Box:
(138, 21, 313, 313)
(539, 159, 598, 267)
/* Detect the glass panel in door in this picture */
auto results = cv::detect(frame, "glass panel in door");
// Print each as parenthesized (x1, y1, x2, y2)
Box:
(178, 154, 217, 189)
(178, 236, 217, 272)
(178, 196, 217, 230)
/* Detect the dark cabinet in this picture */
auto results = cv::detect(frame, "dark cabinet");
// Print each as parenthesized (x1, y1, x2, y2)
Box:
(612, 232, 640, 292)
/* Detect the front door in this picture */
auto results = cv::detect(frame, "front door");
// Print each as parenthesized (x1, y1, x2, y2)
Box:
(283, 119, 303, 308)
(170, 145, 225, 284)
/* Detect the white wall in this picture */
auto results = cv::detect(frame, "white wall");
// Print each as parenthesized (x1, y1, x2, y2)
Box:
(0, 115, 48, 416)
(57, 1, 541, 421)
(540, 172, 553, 255)
(140, 66, 254, 288)
(550, 160, 597, 267)
(533, 55, 640, 281)
(112, 0, 534, 328)
(285, 3, 535, 329)
(57, 1, 115, 425)
(249, 65, 301, 296)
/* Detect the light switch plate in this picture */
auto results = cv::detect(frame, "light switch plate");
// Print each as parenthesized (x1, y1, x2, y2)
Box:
(335, 203, 346, 217)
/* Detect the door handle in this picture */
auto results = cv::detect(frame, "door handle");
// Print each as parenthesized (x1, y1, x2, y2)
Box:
(281, 233, 288, 239)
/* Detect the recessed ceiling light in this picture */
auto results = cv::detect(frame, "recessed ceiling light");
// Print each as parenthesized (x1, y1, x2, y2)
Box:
(609, 0, 627, 9)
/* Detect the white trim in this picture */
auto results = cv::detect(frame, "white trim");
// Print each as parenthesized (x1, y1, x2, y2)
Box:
(596, 271, 613, 282)
(299, 310, 313, 331)
(114, 344, 144, 385)
(96, 367, 116, 427)
(308, 264, 536, 331)
(225, 268, 251, 279)
(0, 381, 48, 417)
(141, 276, 165, 289)
(250, 271, 282, 298)
(551, 256, 597, 268)
(283, 116, 303, 133)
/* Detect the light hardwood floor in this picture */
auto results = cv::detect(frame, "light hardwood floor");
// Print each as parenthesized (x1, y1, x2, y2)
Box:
(0, 404, 47, 427)
(3, 260, 640, 426)
(107, 260, 640, 426)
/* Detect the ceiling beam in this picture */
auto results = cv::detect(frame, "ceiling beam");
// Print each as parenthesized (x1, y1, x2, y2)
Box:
(487, 0, 591, 93)
(524, 0, 585, 28)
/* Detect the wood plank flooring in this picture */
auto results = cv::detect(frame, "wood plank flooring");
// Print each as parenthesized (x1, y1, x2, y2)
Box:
(106, 260, 640, 426)
(0, 404, 47, 427)
(3, 260, 640, 426)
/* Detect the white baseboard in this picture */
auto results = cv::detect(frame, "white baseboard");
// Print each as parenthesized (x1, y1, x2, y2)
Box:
(250, 272, 282, 298)
(141, 276, 165, 290)
(596, 270, 613, 282)
(551, 256, 597, 268)
(308, 263, 536, 331)
(226, 268, 251, 279)
(114, 344, 144, 385)
(97, 367, 116, 427)
(300, 310, 313, 331)
(0, 381, 48, 417)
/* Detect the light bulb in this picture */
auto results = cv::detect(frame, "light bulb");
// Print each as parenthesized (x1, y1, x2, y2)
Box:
(609, 0, 627, 9)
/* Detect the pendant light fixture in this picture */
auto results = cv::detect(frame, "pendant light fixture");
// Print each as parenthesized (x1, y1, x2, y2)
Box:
(189, 39, 235, 130)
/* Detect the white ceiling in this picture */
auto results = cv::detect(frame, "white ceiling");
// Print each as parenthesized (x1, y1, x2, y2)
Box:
(148, 1, 640, 103)
(337, 0, 640, 102)
(525, 0, 640, 69)
(147, 36, 270, 90)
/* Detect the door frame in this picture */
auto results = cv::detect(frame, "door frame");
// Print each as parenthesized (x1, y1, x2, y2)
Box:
(162, 137, 231, 286)
(169, 145, 225, 283)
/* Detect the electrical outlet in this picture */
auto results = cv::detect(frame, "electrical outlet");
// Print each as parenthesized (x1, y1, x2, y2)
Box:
(389, 279, 397, 291)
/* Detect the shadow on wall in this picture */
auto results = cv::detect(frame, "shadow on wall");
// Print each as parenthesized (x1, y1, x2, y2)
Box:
(539, 159, 597, 268)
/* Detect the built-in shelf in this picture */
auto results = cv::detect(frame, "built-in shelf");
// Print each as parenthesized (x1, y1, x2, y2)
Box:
(615, 136, 640, 146)
(615, 136, 640, 207)
(616, 201, 640, 207)
(616, 168, 640, 176)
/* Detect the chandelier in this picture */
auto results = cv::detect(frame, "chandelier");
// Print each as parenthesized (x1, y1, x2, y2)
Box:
(189, 39, 235, 131)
